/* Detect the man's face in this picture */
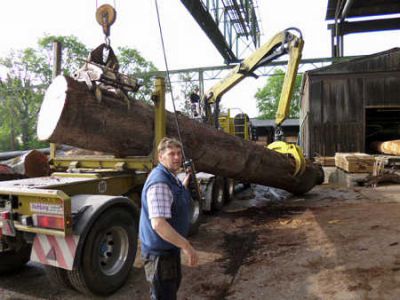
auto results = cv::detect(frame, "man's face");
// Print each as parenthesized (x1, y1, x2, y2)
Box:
(159, 146, 183, 174)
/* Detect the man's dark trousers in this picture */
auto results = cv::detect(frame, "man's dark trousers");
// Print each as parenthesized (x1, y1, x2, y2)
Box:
(144, 252, 182, 300)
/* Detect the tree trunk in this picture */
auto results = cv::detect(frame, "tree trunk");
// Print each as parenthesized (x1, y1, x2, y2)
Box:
(37, 76, 323, 194)
(370, 140, 400, 156)
(0, 164, 21, 181)
(0, 150, 50, 178)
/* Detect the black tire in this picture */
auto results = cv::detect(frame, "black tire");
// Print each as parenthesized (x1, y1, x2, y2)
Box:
(211, 176, 225, 211)
(188, 194, 203, 236)
(224, 178, 235, 203)
(0, 243, 31, 274)
(45, 266, 72, 289)
(68, 208, 137, 296)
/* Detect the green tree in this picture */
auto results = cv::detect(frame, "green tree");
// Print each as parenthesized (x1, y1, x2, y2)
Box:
(177, 72, 198, 116)
(0, 35, 89, 151)
(117, 47, 158, 102)
(255, 68, 302, 120)
(0, 35, 158, 151)
(38, 35, 90, 79)
(0, 52, 48, 150)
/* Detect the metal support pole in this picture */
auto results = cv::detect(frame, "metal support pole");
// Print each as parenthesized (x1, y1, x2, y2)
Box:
(331, 28, 336, 57)
(198, 70, 204, 97)
(52, 41, 62, 79)
(152, 77, 166, 163)
(335, 26, 341, 57)
(198, 70, 205, 117)
(50, 41, 62, 160)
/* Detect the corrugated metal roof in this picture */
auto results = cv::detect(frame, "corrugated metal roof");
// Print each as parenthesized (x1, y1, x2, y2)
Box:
(305, 48, 400, 75)
(326, 0, 400, 20)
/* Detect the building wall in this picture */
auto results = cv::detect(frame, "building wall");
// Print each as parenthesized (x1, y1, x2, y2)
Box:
(300, 49, 400, 158)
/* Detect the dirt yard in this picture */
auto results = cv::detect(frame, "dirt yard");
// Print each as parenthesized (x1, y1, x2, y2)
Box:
(1, 183, 400, 299)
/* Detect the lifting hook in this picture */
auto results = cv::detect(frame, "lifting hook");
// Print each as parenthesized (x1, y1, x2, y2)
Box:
(95, 4, 117, 39)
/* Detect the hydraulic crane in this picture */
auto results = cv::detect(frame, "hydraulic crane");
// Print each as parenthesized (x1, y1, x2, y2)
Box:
(202, 27, 306, 175)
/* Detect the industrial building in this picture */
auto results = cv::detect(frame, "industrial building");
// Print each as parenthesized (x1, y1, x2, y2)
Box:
(300, 48, 400, 158)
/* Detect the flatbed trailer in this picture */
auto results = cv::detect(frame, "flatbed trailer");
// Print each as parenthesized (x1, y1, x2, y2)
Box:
(0, 78, 202, 296)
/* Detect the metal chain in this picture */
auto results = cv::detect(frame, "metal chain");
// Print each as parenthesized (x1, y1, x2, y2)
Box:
(105, 36, 111, 47)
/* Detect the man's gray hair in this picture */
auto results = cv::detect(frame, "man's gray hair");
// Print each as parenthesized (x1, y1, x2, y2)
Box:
(157, 137, 183, 154)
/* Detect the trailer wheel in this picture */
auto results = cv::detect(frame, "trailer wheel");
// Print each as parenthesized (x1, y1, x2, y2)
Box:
(45, 266, 72, 289)
(188, 194, 203, 236)
(224, 178, 235, 203)
(211, 176, 225, 211)
(0, 243, 31, 274)
(68, 208, 137, 296)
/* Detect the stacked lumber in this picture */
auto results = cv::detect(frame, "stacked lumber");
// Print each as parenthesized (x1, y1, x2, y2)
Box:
(335, 153, 376, 173)
(314, 156, 335, 167)
(36, 75, 324, 195)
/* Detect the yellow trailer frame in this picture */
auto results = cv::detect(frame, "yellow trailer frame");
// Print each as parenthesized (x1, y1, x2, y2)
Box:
(0, 77, 166, 238)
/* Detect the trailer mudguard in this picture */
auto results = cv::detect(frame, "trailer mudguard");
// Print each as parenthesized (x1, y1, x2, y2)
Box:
(70, 194, 140, 268)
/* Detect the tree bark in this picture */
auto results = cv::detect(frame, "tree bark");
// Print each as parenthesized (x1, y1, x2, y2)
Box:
(37, 76, 323, 194)
(0, 164, 19, 181)
(0, 150, 50, 178)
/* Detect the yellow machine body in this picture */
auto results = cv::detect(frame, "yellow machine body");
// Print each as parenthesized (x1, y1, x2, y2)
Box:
(267, 141, 306, 176)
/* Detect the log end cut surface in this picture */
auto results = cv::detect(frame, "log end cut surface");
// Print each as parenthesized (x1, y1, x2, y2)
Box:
(37, 75, 68, 141)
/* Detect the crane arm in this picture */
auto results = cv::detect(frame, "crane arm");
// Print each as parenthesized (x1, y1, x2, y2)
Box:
(274, 32, 303, 126)
(202, 28, 306, 176)
(203, 28, 304, 127)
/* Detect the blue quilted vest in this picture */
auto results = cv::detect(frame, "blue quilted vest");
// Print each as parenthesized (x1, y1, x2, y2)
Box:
(139, 163, 191, 256)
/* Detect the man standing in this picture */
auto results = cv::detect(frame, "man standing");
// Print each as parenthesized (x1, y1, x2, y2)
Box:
(189, 86, 200, 117)
(139, 137, 199, 300)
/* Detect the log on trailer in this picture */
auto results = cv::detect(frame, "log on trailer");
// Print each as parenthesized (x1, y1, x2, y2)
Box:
(0, 164, 24, 181)
(0, 150, 50, 180)
(37, 76, 323, 195)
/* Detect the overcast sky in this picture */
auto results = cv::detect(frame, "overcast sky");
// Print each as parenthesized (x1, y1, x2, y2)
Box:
(1, 0, 399, 117)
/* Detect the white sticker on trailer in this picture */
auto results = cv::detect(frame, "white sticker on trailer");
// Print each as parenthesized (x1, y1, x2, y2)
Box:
(30, 203, 63, 215)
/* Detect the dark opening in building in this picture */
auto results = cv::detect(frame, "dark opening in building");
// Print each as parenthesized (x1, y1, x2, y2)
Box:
(365, 107, 400, 153)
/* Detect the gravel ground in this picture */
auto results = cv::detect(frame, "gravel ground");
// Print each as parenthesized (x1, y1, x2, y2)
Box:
(1, 183, 400, 299)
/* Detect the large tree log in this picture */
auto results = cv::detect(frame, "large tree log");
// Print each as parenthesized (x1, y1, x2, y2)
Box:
(370, 140, 400, 156)
(0, 150, 50, 181)
(0, 150, 50, 178)
(0, 164, 23, 181)
(0, 149, 49, 161)
(37, 76, 323, 194)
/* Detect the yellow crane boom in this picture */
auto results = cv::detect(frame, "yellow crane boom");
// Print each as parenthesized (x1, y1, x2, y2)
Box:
(203, 28, 304, 130)
(202, 28, 306, 176)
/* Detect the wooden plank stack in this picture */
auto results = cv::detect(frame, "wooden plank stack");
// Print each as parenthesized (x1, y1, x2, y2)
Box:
(335, 153, 376, 173)
(314, 156, 335, 167)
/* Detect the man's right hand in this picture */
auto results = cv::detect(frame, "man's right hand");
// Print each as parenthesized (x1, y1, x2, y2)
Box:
(182, 243, 199, 267)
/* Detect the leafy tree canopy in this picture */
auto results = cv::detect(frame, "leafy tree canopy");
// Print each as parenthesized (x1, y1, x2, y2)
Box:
(0, 35, 158, 151)
(117, 46, 158, 102)
(255, 68, 302, 120)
